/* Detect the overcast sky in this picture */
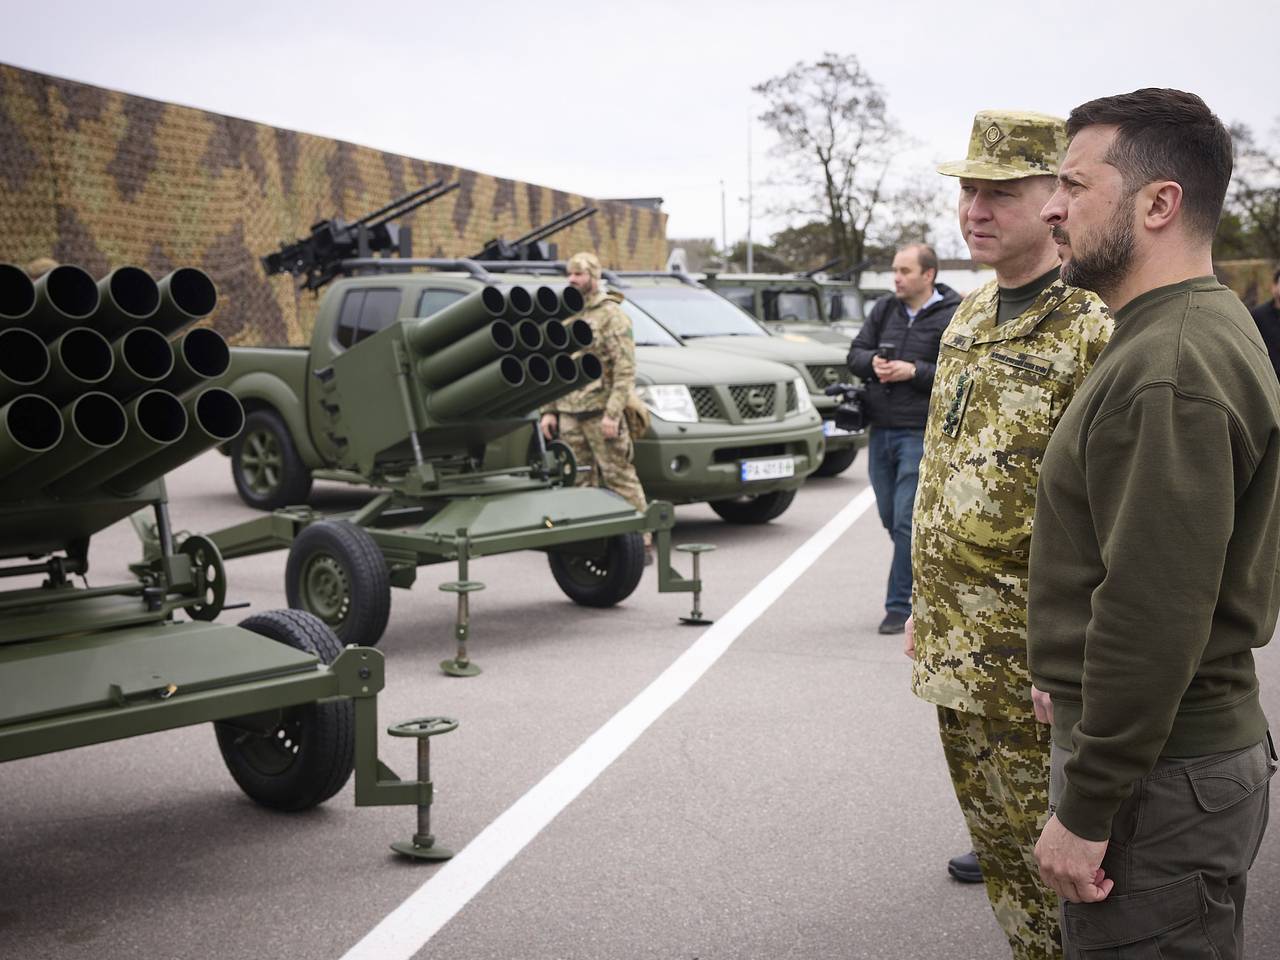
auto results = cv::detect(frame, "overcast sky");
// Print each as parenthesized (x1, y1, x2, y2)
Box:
(3, 0, 1276, 256)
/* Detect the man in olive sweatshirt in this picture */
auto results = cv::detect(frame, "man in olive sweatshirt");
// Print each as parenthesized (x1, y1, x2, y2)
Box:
(1029, 88, 1278, 959)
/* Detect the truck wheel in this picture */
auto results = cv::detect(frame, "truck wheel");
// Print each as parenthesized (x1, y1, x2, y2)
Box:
(548, 532, 645, 608)
(231, 409, 313, 510)
(709, 488, 797, 524)
(285, 521, 391, 647)
(812, 445, 858, 477)
(215, 609, 355, 811)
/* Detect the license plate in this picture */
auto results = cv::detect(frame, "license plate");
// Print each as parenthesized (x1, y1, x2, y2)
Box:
(740, 457, 795, 482)
(822, 419, 857, 437)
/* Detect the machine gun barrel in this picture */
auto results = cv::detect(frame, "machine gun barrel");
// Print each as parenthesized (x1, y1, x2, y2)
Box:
(366, 181, 460, 230)
(803, 258, 844, 278)
(353, 179, 445, 229)
(513, 206, 597, 246)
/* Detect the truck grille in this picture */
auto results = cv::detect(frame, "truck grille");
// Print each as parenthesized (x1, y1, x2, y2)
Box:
(785, 382, 798, 412)
(729, 383, 777, 419)
(807, 364, 846, 389)
(689, 386, 723, 420)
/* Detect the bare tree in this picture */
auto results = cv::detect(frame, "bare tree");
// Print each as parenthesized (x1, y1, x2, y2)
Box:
(755, 53, 905, 283)
(1228, 121, 1280, 260)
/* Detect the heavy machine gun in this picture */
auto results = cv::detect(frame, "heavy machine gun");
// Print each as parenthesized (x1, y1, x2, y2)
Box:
(262, 180, 461, 291)
(471, 205, 598, 262)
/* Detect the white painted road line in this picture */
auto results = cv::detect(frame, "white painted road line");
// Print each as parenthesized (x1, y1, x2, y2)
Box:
(339, 485, 879, 960)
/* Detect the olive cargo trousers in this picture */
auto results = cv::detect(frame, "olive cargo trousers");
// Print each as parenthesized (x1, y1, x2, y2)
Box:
(1049, 737, 1276, 959)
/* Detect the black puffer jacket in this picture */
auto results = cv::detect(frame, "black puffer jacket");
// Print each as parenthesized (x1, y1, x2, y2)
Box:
(847, 284, 961, 430)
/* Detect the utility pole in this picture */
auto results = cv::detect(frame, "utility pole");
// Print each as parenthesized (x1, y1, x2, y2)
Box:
(746, 114, 754, 273)
(719, 179, 727, 256)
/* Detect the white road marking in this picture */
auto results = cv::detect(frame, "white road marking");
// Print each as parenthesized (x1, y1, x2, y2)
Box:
(340, 486, 878, 960)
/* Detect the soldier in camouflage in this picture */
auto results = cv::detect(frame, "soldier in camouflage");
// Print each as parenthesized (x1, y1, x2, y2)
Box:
(540, 251, 650, 554)
(906, 111, 1114, 958)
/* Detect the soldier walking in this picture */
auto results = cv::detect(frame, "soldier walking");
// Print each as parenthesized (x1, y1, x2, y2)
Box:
(905, 111, 1113, 958)
(540, 251, 650, 558)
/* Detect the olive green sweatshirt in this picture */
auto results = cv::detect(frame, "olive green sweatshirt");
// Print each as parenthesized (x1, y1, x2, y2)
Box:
(1028, 277, 1279, 841)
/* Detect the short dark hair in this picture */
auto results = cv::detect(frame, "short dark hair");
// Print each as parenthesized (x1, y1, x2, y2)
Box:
(1066, 88, 1233, 241)
(901, 243, 938, 278)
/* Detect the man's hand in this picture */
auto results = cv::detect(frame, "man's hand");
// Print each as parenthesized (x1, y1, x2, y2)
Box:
(601, 415, 620, 440)
(540, 413, 558, 441)
(903, 615, 915, 659)
(871, 358, 916, 383)
(1032, 685, 1054, 725)
(1035, 815, 1113, 903)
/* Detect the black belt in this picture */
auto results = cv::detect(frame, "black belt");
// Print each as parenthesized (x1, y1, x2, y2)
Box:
(562, 409, 605, 421)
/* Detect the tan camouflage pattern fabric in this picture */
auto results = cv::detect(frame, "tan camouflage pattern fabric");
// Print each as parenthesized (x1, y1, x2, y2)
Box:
(0, 64, 667, 348)
(558, 413, 646, 514)
(549, 289, 636, 422)
(939, 707, 1061, 959)
(911, 278, 1112, 721)
(937, 111, 1068, 181)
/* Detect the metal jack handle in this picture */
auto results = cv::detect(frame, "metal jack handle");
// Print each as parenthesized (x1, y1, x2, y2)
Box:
(675, 543, 716, 625)
(440, 529, 484, 677)
(386, 716, 459, 860)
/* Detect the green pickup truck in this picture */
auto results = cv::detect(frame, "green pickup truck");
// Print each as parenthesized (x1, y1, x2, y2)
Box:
(700, 271, 865, 349)
(217, 265, 827, 525)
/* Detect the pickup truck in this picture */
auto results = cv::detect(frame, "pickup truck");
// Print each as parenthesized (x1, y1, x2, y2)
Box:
(216, 267, 827, 525)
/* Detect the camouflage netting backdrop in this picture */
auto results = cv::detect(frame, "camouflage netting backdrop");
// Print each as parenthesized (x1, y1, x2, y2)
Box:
(0, 63, 668, 346)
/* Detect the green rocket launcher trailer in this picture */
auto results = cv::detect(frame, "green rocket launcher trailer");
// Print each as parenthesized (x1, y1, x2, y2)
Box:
(210, 263, 709, 676)
(0, 262, 458, 860)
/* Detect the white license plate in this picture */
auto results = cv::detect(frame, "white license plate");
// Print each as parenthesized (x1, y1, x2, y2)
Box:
(740, 457, 795, 482)
(822, 419, 857, 437)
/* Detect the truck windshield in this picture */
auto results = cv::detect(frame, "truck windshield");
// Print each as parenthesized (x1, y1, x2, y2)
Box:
(626, 287, 767, 339)
(763, 290, 822, 323)
(619, 298, 682, 346)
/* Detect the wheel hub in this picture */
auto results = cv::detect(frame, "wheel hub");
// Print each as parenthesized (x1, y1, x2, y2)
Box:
(241, 430, 283, 495)
(302, 555, 351, 624)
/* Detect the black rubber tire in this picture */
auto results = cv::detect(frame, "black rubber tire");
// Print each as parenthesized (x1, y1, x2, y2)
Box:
(215, 609, 355, 811)
(231, 408, 313, 510)
(285, 521, 391, 647)
(547, 531, 645, 608)
(812, 445, 859, 477)
(709, 487, 798, 524)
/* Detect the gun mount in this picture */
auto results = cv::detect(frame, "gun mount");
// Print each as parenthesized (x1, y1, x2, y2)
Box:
(0, 261, 452, 859)
(262, 180, 462, 291)
(471, 205, 598, 262)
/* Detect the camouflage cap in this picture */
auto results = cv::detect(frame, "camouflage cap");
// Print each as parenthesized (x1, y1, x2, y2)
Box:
(567, 251, 601, 281)
(937, 110, 1068, 181)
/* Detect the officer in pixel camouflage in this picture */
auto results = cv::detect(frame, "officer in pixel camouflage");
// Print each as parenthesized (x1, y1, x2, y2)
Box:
(903, 111, 1114, 958)
(540, 251, 651, 560)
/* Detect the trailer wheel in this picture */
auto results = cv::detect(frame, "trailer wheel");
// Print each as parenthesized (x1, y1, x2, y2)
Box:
(812, 445, 858, 477)
(548, 532, 645, 608)
(215, 609, 355, 811)
(709, 488, 797, 524)
(285, 521, 391, 647)
(231, 408, 313, 510)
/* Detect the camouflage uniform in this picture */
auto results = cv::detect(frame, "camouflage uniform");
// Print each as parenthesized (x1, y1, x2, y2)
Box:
(546, 269, 647, 514)
(915, 111, 1114, 959)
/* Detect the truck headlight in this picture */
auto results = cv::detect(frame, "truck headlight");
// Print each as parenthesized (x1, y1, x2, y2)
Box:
(635, 384, 698, 423)
(793, 377, 814, 413)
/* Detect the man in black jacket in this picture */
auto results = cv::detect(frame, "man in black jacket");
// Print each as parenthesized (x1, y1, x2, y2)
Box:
(847, 243, 961, 634)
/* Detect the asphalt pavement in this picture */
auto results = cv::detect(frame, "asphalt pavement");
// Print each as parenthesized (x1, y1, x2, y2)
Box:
(1, 450, 1277, 960)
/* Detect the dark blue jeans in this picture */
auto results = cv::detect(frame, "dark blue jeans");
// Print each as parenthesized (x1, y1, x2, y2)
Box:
(867, 426, 924, 615)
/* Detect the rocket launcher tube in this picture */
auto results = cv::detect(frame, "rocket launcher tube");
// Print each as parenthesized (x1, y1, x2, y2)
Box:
(159, 327, 231, 395)
(506, 285, 535, 317)
(149, 267, 217, 336)
(42, 327, 115, 403)
(575, 352, 603, 387)
(30, 266, 100, 341)
(512, 319, 544, 355)
(537, 320, 570, 355)
(0, 263, 36, 325)
(498, 352, 580, 416)
(108, 388, 245, 494)
(0, 394, 64, 481)
(48, 390, 187, 498)
(556, 285, 585, 319)
(93, 266, 160, 338)
(104, 327, 175, 401)
(568, 319, 594, 350)
(0, 392, 127, 496)
(406, 285, 507, 355)
(0, 328, 50, 406)
(529, 285, 561, 321)
(426, 355, 525, 420)
(415, 321, 515, 389)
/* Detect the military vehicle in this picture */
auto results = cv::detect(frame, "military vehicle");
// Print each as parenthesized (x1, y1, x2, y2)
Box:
(613, 273, 864, 478)
(699, 270, 862, 347)
(0, 261, 453, 860)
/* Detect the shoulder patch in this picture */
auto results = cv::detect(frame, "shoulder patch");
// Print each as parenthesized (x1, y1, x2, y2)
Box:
(942, 331, 974, 351)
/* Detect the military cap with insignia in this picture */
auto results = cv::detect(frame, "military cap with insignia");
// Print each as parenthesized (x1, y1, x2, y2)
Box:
(937, 110, 1068, 180)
